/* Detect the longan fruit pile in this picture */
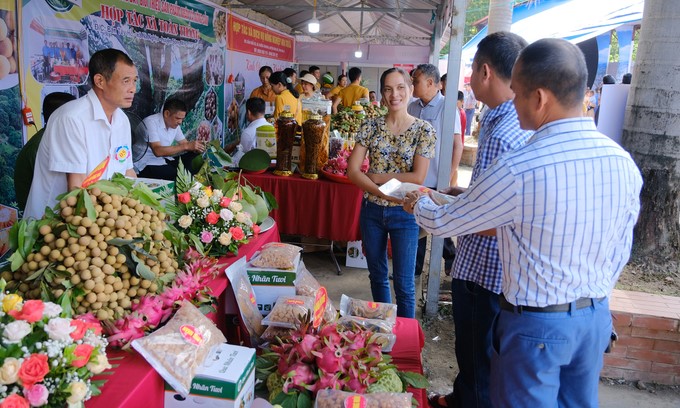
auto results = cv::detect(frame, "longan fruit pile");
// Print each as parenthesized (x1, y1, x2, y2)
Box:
(3, 187, 179, 321)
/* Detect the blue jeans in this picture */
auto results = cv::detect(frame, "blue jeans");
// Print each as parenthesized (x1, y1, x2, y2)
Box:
(465, 108, 476, 135)
(491, 297, 612, 408)
(359, 199, 419, 318)
(445, 279, 499, 408)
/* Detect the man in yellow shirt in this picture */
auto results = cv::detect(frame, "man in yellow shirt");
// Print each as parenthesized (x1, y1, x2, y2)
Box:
(332, 67, 369, 113)
(309, 65, 322, 91)
(249, 66, 276, 103)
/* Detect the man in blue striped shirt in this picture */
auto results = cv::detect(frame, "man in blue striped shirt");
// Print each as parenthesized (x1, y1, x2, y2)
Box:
(426, 32, 532, 408)
(406, 38, 643, 407)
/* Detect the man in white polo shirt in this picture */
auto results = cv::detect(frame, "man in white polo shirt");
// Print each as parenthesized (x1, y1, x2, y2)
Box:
(136, 98, 204, 180)
(24, 48, 138, 219)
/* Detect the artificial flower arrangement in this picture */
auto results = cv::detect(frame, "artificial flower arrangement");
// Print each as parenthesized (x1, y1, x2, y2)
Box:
(167, 162, 276, 258)
(256, 313, 428, 408)
(0, 280, 110, 407)
(322, 145, 369, 177)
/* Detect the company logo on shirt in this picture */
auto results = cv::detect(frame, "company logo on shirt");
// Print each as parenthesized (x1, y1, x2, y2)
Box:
(114, 145, 130, 163)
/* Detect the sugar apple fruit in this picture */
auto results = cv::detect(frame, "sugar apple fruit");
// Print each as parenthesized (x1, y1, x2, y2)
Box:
(367, 368, 403, 393)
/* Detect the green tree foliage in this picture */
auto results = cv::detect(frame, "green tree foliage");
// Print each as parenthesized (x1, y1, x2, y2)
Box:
(0, 86, 22, 206)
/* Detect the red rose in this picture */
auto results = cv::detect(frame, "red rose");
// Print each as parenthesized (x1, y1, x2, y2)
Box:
(229, 226, 245, 241)
(252, 224, 261, 236)
(205, 211, 220, 225)
(0, 394, 29, 408)
(70, 319, 88, 341)
(219, 197, 231, 208)
(177, 192, 191, 204)
(17, 354, 49, 388)
(71, 344, 94, 368)
(8, 300, 44, 323)
(74, 314, 103, 335)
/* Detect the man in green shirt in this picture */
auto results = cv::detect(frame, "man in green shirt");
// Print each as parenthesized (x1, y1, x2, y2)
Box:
(14, 92, 76, 211)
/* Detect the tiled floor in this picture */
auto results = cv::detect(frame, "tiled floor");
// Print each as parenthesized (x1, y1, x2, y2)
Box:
(610, 288, 680, 320)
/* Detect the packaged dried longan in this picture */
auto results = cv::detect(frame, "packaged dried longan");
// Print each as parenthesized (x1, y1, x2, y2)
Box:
(131, 301, 226, 397)
(339, 294, 398, 324)
(261, 295, 314, 328)
(338, 315, 394, 334)
(225, 257, 265, 343)
(250, 242, 302, 270)
(295, 263, 337, 323)
(314, 389, 413, 408)
(260, 325, 293, 343)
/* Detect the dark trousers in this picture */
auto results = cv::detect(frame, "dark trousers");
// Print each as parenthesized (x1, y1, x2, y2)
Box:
(447, 279, 500, 408)
(415, 236, 455, 276)
(138, 162, 177, 181)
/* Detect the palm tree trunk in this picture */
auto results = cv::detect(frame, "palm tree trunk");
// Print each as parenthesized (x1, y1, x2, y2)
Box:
(622, 0, 680, 257)
(487, 0, 513, 34)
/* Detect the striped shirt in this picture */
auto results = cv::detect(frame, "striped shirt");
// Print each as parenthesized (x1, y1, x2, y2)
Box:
(453, 100, 532, 293)
(415, 118, 643, 306)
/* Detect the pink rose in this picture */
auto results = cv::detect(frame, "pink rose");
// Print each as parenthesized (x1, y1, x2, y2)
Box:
(177, 192, 191, 204)
(252, 224, 261, 236)
(69, 319, 88, 341)
(24, 384, 49, 407)
(229, 226, 245, 241)
(219, 196, 232, 208)
(8, 300, 44, 323)
(0, 394, 29, 408)
(71, 344, 94, 368)
(205, 211, 220, 225)
(17, 354, 49, 388)
(200, 231, 213, 243)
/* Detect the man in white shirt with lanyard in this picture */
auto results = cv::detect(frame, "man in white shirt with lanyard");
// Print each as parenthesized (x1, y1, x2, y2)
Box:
(405, 38, 642, 407)
(240, 97, 269, 153)
(25, 48, 138, 219)
(136, 98, 204, 180)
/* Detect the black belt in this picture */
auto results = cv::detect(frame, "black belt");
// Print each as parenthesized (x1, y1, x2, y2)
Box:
(500, 295, 603, 313)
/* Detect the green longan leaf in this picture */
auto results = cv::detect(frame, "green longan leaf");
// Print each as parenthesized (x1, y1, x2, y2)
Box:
(90, 180, 129, 196)
(107, 237, 144, 246)
(110, 173, 135, 190)
(130, 251, 156, 280)
(81, 189, 97, 219)
(397, 371, 429, 389)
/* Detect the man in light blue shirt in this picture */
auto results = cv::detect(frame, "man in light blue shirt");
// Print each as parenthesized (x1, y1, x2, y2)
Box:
(405, 38, 643, 407)
(408, 64, 461, 278)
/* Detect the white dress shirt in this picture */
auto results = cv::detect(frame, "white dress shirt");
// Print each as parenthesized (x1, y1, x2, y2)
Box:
(136, 112, 186, 171)
(25, 90, 132, 219)
(414, 118, 643, 307)
(240, 117, 270, 153)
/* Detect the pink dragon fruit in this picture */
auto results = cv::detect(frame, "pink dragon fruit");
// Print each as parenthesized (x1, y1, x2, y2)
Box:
(313, 345, 346, 374)
(294, 334, 321, 363)
(282, 362, 316, 393)
(312, 371, 343, 394)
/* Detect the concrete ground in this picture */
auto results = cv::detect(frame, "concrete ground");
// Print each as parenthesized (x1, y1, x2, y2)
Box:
(295, 165, 679, 407)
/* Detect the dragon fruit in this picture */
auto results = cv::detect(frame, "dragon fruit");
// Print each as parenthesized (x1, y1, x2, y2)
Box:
(282, 362, 317, 393)
(313, 345, 346, 374)
(294, 334, 320, 363)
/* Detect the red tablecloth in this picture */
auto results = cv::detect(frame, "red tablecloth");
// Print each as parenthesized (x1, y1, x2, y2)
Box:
(244, 172, 363, 242)
(87, 224, 280, 408)
(391, 318, 426, 408)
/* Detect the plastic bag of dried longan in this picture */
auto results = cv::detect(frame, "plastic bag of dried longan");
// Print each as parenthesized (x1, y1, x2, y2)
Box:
(250, 242, 302, 270)
(131, 301, 226, 397)
(261, 295, 314, 329)
(295, 263, 337, 323)
(314, 389, 412, 408)
(225, 257, 264, 344)
(339, 294, 398, 324)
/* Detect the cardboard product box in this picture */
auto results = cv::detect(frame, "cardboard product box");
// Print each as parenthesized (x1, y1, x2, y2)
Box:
(246, 253, 300, 315)
(164, 343, 256, 408)
(346, 240, 368, 269)
(134, 177, 176, 209)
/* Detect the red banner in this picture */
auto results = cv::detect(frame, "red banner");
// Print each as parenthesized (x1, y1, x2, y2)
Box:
(394, 64, 415, 72)
(228, 13, 294, 61)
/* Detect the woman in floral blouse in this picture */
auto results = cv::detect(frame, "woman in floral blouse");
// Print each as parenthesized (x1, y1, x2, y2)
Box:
(347, 68, 436, 318)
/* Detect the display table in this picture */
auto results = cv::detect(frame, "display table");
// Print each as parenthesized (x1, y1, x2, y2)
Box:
(87, 224, 280, 408)
(87, 303, 426, 407)
(244, 172, 363, 242)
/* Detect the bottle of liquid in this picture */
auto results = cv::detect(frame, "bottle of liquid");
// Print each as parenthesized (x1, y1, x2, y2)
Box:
(301, 113, 326, 179)
(273, 106, 297, 176)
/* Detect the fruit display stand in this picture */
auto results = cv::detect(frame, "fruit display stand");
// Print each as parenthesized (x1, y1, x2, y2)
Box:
(86, 224, 280, 408)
